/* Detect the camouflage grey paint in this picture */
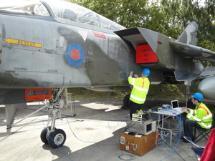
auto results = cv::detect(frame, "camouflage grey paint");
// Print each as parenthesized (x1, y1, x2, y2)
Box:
(116, 25, 215, 74)
(177, 21, 198, 45)
(0, 10, 141, 89)
(115, 22, 215, 99)
(198, 76, 215, 100)
(1, 1, 215, 99)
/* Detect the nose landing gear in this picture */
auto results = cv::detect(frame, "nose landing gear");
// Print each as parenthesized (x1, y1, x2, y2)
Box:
(40, 88, 66, 148)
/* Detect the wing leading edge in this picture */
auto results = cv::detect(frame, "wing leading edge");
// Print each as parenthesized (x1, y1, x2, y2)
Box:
(170, 41, 215, 62)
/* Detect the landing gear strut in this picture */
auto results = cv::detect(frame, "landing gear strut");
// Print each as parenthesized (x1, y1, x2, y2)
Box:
(40, 88, 66, 148)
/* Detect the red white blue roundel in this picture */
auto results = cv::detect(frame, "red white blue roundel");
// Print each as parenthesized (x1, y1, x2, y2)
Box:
(65, 44, 85, 68)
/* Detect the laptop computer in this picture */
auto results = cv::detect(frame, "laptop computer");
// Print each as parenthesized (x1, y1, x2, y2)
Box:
(171, 100, 179, 108)
(170, 100, 184, 113)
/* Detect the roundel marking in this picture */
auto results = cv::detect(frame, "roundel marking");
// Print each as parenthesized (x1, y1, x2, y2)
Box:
(65, 43, 85, 68)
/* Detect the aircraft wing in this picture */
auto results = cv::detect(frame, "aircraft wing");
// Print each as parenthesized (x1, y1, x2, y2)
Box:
(170, 41, 215, 62)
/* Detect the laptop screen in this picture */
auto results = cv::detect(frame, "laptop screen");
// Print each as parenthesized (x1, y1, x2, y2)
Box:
(171, 100, 179, 108)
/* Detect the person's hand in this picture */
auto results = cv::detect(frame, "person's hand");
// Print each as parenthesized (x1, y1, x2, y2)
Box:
(187, 108, 191, 113)
(181, 107, 189, 113)
(129, 71, 133, 77)
(134, 74, 138, 78)
(185, 108, 192, 113)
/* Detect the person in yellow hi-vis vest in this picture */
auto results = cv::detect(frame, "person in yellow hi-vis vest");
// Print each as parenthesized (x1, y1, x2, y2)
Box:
(184, 92, 213, 141)
(128, 68, 151, 120)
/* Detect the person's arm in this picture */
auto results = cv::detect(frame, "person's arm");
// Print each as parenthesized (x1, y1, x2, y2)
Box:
(129, 71, 133, 77)
(186, 108, 196, 120)
(181, 107, 190, 113)
(187, 108, 202, 122)
(128, 71, 135, 85)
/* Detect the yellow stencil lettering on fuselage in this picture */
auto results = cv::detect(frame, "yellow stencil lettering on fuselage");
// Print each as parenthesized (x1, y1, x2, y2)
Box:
(4, 38, 42, 48)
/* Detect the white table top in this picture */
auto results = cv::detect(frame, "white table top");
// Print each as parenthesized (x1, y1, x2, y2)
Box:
(150, 107, 185, 117)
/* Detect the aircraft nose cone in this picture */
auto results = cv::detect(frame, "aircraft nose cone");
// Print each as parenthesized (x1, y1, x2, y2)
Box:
(198, 77, 215, 100)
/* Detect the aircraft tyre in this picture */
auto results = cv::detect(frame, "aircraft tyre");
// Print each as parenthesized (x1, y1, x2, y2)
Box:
(40, 126, 56, 144)
(47, 129, 66, 148)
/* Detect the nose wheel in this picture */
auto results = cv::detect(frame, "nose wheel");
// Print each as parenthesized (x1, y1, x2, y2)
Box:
(47, 129, 66, 148)
(40, 88, 66, 148)
(40, 127, 66, 148)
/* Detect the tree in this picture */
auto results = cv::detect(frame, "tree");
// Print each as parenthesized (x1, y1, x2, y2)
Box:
(71, 0, 214, 51)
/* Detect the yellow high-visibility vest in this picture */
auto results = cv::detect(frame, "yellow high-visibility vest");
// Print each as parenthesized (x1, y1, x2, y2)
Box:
(128, 76, 150, 104)
(187, 103, 213, 129)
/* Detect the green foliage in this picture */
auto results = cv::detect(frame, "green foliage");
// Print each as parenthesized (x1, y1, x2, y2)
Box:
(72, 0, 148, 28)
(148, 84, 185, 101)
(71, 0, 214, 51)
(68, 0, 214, 99)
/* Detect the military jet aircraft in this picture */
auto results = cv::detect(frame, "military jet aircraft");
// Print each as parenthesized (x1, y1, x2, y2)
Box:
(0, 0, 215, 148)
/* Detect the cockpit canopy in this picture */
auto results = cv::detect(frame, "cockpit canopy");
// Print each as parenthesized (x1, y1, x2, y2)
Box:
(0, 0, 125, 31)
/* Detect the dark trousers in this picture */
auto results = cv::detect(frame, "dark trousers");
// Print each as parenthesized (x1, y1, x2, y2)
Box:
(129, 101, 144, 120)
(184, 119, 200, 141)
